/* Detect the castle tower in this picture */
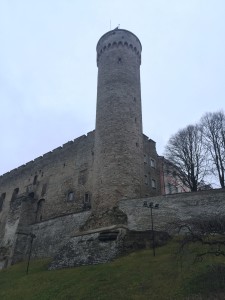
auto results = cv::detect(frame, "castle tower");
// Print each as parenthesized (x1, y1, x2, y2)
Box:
(93, 29, 144, 212)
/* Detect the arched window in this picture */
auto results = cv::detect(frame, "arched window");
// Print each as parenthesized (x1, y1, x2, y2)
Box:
(11, 188, 19, 202)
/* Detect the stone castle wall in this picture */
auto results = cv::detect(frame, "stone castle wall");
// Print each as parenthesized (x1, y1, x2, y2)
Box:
(0, 128, 161, 265)
(12, 210, 91, 264)
(0, 131, 95, 261)
(119, 188, 225, 232)
(0, 28, 188, 269)
(143, 135, 161, 197)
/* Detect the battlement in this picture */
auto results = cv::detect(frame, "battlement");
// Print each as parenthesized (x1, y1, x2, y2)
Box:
(0, 130, 95, 181)
(96, 29, 142, 66)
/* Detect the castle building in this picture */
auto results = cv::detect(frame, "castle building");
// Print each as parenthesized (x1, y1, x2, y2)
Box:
(159, 156, 191, 195)
(0, 28, 162, 268)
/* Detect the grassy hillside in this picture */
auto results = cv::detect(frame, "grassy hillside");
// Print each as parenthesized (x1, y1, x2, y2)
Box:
(0, 240, 224, 300)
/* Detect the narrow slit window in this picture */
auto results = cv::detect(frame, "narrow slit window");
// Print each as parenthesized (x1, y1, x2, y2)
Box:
(151, 179, 156, 189)
(67, 191, 75, 202)
(150, 159, 156, 168)
(33, 175, 38, 185)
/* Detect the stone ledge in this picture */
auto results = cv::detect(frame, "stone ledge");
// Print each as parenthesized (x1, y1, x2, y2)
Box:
(72, 224, 128, 237)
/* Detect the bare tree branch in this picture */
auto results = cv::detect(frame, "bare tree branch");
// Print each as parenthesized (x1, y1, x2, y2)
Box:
(200, 111, 225, 188)
(165, 124, 208, 191)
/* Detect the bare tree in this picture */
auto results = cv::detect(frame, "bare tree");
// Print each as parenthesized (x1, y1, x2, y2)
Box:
(165, 124, 208, 191)
(200, 111, 225, 188)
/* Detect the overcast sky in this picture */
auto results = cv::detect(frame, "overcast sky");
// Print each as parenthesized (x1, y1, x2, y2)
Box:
(0, 0, 224, 175)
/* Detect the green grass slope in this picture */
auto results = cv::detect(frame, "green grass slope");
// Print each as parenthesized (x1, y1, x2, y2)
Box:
(0, 241, 224, 300)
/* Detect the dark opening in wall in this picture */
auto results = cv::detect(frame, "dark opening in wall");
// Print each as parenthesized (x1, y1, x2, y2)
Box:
(152, 179, 156, 189)
(41, 183, 47, 197)
(28, 192, 34, 199)
(11, 188, 19, 202)
(84, 193, 89, 203)
(33, 175, 38, 185)
(84, 193, 91, 209)
(36, 199, 45, 222)
(0, 193, 6, 211)
(67, 191, 75, 202)
(150, 158, 156, 168)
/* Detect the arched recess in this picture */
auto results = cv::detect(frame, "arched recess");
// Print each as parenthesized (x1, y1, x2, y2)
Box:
(11, 188, 19, 202)
(35, 199, 45, 222)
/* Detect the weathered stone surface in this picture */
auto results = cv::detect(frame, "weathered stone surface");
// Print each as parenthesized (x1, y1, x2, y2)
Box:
(48, 225, 170, 270)
(11, 210, 91, 265)
(1, 28, 224, 272)
(93, 29, 146, 212)
(80, 206, 128, 231)
(48, 226, 127, 270)
(119, 188, 225, 233)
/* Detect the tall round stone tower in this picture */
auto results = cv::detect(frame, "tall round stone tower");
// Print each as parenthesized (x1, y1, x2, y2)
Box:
(93, 28, 144, 212)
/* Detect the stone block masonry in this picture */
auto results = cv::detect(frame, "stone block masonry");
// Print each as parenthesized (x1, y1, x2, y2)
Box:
(12, 210, 91, 264)
(119, 188, 225, 232)
(2, 27, 216, 271)
(48, 225, 169, 270)
(93, 29, 145, 212)
(0, 131, 95, 267)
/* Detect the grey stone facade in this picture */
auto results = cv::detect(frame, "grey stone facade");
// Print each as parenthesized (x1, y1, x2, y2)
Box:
(119, 188, 225, 232)
(0, 28, 223, 270)
(93, 29, 144, 212)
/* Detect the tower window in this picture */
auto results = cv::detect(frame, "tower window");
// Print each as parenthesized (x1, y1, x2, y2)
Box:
(150, 159, 156, 168)
(84, 193, 90, 203)
(84, 193, 91, 210)
(118, 57, 122, 63)
(67, 191, 75, 202)
(152, 179, 156, 189)
(33, 175, 38, 185)
(11, 188, 19, 202)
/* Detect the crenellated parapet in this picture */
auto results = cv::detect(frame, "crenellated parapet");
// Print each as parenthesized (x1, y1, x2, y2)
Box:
(0, 131, 95, 182)
(96, 29, 142, 66)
